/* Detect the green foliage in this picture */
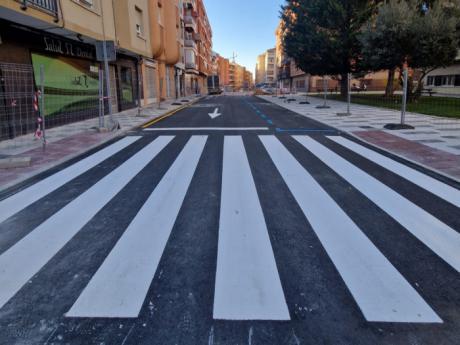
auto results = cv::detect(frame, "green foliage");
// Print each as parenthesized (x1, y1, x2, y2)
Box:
(281, 0, 381, 77)
(325, 93, 460, 118)
(359, 0, 459, 98)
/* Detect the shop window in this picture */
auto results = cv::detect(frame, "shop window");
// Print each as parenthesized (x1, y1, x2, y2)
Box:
(120, 67, 133, 104)
(165, 66, 172, 98)
(145, 67, 156, 100)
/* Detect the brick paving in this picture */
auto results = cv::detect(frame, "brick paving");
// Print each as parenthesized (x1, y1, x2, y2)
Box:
(354, 131, 460, 180)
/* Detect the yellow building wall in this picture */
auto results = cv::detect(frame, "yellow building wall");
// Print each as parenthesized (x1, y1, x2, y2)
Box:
(113, 0, 151, 57)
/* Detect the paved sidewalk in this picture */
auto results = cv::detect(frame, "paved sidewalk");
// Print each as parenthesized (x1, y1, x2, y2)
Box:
(0, 97, 199, 192)
(258, 94, 460, 181)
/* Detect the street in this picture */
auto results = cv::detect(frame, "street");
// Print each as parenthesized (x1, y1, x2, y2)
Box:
(0, 95, 459, 345)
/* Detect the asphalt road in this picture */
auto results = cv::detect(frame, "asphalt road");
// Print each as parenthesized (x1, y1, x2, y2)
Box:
(0, 95, 459, 345)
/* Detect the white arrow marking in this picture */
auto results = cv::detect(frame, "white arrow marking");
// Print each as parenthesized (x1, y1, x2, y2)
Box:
(208, 108, 221, 119)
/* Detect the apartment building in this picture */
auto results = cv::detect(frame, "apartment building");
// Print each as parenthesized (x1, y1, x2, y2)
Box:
(244, 70, 253, 90)
(150, 0, 183, 100)
(216, 54, 230, 87)
(183, 0, 212, 95)
(255, 48, 276, 86)
(228, 62, 235, 91)
(255, 53, 266, 85)
(0, 0, 214, 140)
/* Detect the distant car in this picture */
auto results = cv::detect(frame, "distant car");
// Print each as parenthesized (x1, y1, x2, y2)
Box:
(261, 87, 274, 94)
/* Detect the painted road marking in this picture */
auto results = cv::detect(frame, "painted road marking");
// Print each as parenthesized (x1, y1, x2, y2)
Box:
(0, 136, 174, 309)
(260, 136, 441, 323)
(276, 128, 337, 133)
(328, 136, 460, 207)
(67, 136, 207, 318)
(0, 136, 141, 224)
(213, 136, 290, 321)
(143, 127, 269, 131)
(294, 136, 460, 273)
(208, 108, 222, 119)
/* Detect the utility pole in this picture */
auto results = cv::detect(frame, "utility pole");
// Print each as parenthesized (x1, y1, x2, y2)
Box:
(100, 4, 113, 124)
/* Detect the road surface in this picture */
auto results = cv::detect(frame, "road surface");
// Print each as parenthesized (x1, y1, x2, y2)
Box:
(0, 95, 459, 345)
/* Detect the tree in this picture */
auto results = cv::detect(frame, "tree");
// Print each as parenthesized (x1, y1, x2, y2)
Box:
(281, 0, 381, 97)
(359, 0, 460, 99)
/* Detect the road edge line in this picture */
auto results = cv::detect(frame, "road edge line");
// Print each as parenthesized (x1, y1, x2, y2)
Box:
(141, 98, 202, 128)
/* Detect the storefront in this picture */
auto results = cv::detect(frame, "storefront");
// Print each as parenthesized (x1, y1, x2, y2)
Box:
(143, 59, 158, 105)
(0, 20, 140, 139)
(112, 55, 138, 111)
(0, 20, 103, 137)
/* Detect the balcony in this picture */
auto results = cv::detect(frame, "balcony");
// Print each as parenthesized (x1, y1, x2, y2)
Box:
(184, 15, 197, 32)
(193, 33, 202, 42)
(185, 0, 197, 10)
(185, 61, 199, 73)
(184, 39, 197, 50)
(19, 0, 59, 20)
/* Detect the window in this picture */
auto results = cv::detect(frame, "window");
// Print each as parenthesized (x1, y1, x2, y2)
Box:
(431, 75, 458, 87)
(455, 75, 460, 87)
(434, 76, 442, 86)
(80, 0, 93, 6)
(158, 4, 163, 25)
(135, 7, 143, 36)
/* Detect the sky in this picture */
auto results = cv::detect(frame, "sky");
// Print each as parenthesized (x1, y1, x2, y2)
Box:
(204, 0, 285, 76)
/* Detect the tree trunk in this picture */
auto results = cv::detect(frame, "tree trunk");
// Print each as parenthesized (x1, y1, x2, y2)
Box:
(385, 68, 396, 97)
(340, 73, 348, 98)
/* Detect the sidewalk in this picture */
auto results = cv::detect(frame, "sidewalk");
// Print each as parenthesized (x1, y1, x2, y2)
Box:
(0, 97, 199, 192)
(258, 94, 460, 182)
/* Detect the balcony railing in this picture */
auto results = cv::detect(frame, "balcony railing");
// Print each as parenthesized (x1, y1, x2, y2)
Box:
(184, 39, 197, 50)
(184, 15, 197, 32)
(185, 61, 198, 70)
(20, 0, 59, 20)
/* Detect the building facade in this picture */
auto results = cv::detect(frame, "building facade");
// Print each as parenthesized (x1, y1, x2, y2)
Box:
(0, 0, 214, 141)
(255, 48, 276, 86)
(255, 53, 266, 85)
(423, 51, 460, 96)
(183, 0, 212, 95)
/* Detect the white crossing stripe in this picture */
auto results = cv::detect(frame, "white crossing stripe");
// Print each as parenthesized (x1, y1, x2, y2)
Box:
(328, 136, 460, 207)
(294, 136, 460, 273)
(67, 136, 207, 318)
(144, 127, 269, 131)
(0, 136, 173, 309)
(0, 136, 141, 224)
(260, 136, 441, 323)
(213, 136, 290, 321)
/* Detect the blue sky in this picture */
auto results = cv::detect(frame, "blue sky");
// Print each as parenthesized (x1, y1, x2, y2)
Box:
(204, 0, 285, 76)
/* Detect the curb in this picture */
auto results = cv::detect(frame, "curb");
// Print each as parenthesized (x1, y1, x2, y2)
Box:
(0, 98, 202, 194)
(256, 95, 460, 186)
(141, 97, 201, 128)
(346, 131, 460, 185)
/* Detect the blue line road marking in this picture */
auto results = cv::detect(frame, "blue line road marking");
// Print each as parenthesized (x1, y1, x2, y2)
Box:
(243, 100, 274, 126)
(276, 128, 337, 133)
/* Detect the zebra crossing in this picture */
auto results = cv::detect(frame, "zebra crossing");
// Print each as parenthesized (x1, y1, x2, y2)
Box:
(0, 133, 458, 327)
